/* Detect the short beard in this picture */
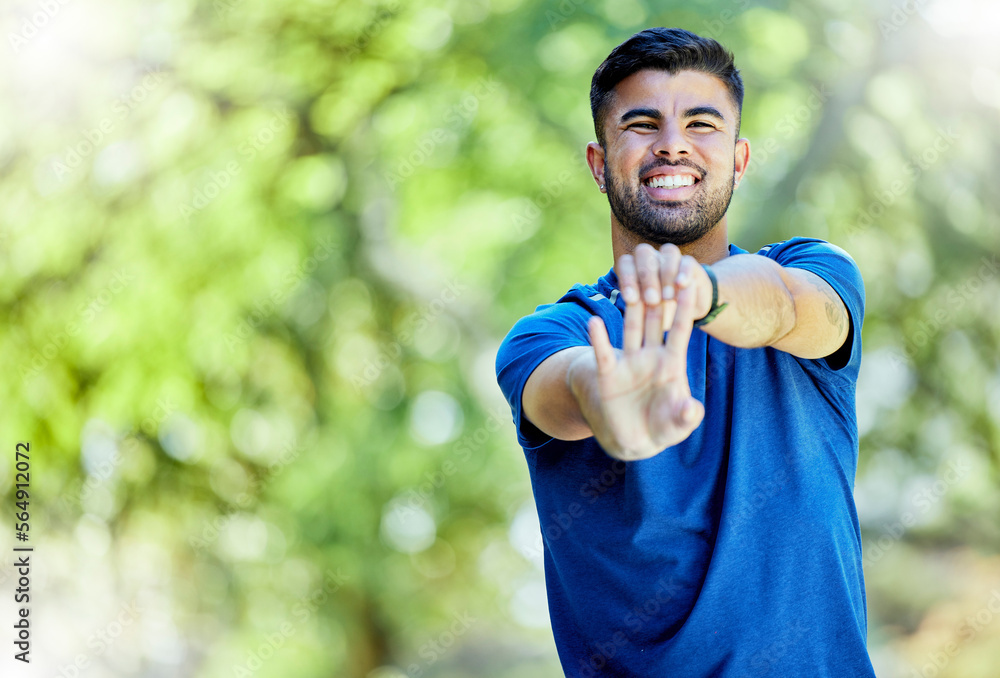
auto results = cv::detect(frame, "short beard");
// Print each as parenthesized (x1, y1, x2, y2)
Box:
(605, 158, 735, 246)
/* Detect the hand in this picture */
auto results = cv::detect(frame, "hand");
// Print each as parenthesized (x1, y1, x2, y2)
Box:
(617, 243, 713, 329)
(574, 246, 706, 461)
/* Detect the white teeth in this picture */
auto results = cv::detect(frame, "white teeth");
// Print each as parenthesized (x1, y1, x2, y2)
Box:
(645, 174, 696, 189)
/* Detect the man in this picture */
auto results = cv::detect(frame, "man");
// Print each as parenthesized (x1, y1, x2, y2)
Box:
(495, 28, 876, 677)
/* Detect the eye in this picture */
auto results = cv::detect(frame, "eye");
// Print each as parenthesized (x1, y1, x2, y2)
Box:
(627, 122, 656, 130)
(689, 121, 716, 129)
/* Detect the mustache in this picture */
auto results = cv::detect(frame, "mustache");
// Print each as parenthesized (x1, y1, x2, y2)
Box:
(638, 158, 707, 180)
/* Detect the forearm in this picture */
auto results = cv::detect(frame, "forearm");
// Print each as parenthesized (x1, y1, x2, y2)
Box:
(522, 347, 595, 441)
(565, 350, 603, 439)
(697, 254, 796, 348)
(526, 345, 658, 455)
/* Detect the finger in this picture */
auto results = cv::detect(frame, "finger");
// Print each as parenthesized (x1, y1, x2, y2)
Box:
(634, 244, 661, 306)
(657, 244, 681, 300)
(661, 298, 678, 336)
(616, 254, 640, 305)
(643, 299, 664, 347)
(622, 293, 644, 353)
(588, 316, 616, 378)
(658, 244, 681, 332)
(678, 397, 705, 429)
(659, 284, 698, 382)
(675, 255, 697, 289)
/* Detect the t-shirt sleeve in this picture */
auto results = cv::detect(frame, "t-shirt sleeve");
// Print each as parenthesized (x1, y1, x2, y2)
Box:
(760, 237, 866, 385)
(495, 297, 597, 449)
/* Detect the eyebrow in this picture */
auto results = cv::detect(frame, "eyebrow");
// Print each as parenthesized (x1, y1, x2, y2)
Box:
(684, 106, 726, 122)
(619, 106, 727, 125)
(620, 108, 661, 124)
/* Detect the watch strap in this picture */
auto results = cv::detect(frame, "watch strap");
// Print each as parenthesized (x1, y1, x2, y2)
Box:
(693, 264, 728, 327)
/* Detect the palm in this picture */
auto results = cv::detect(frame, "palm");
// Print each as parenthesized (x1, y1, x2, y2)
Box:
(598, 351, 693, 453)
(587, 284, 704, 461)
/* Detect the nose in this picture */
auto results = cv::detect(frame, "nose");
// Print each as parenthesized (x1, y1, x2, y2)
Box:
(653, 120, 690, 157)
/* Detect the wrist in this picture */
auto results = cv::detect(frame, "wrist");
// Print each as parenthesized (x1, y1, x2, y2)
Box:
(694, 264, 728, 327)
(693, 264, 714, 319)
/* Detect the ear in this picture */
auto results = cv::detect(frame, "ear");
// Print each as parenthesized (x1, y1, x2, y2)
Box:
(733, 137, 750, 188)
(586, 142, 607, 192)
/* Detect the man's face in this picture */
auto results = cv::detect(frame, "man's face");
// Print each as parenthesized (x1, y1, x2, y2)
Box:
(589, 69, 749, 245)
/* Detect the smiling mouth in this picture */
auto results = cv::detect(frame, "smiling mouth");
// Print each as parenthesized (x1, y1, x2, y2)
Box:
(643, 174, 699, 190)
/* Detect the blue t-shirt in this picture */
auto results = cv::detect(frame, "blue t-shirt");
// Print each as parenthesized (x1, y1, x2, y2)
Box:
(495, 238, 876, 677)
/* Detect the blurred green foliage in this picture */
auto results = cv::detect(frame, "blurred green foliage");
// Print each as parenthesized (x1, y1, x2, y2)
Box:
(1, 0, 998, 676)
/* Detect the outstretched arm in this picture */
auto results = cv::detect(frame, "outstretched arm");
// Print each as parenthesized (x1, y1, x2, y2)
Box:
(520, 242, 850, 453)
(620, 243, 850, 360)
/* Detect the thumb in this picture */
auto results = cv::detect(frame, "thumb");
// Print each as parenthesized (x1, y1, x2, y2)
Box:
(680, 397, 705, 427)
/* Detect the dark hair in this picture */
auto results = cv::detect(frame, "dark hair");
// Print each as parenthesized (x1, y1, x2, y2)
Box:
(590, 28, 744, 147)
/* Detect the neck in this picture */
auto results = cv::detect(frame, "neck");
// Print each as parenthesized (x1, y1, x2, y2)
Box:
(610, 214, 732, 264)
